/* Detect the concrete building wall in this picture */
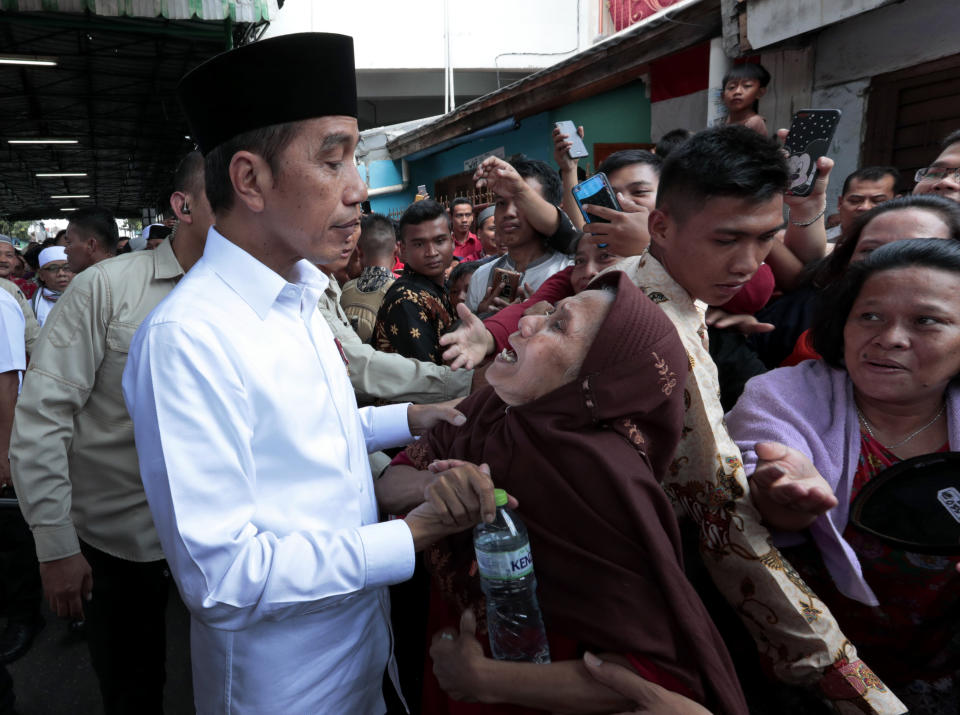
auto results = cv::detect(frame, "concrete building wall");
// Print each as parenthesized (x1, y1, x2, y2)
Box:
(810, 0, 960, 208)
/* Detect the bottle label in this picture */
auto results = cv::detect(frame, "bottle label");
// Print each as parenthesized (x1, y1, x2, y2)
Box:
(475, 545, 534, 581)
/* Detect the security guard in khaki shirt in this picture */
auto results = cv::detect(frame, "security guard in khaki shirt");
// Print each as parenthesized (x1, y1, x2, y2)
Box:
(319, 272, 473, 407)
(10, 152, 210, 715)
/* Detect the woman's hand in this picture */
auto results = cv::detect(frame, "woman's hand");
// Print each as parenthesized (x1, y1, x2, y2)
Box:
(750, 441, 838, 531)
(405, 462, 510, 550)
(582, 652, 712, 714)
(424, 461, 514, 527)
(430, 609, 492, 703)
(407, 399, 467, 436)
(523, 300, 553, 317)
(440, 302, 497, 370)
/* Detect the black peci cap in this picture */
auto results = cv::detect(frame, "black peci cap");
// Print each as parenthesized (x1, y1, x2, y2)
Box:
(850, 451, 960, 555)
(177, 32, 358, 155)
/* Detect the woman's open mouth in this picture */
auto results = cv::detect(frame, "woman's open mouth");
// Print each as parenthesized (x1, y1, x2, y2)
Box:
(496, 348, 517, 364)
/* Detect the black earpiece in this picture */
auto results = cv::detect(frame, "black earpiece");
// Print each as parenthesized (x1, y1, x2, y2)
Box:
(182, 201, 191, 215)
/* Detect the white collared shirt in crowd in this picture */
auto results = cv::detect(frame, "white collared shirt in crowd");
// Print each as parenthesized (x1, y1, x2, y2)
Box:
(0, 289, 25, 385)
(122, 227, 416, 714)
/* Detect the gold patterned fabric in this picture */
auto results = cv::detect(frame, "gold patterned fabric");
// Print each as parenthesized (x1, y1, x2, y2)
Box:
(372, 268, 454, 365)
(597, 254, 907, 714)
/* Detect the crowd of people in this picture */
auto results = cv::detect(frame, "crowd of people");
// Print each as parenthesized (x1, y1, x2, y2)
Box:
(0, 31, 957, 715)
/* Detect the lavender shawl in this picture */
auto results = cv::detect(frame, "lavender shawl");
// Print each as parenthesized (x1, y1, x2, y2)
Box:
(725, 359, 960, 606)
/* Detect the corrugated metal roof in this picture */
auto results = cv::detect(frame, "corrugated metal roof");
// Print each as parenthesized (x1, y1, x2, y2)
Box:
(2, 0, 276, 23)
(0, 9, 269, 219)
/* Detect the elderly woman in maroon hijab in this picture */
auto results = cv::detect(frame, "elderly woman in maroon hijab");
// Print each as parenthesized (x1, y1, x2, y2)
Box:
(377, 272, 747, 714)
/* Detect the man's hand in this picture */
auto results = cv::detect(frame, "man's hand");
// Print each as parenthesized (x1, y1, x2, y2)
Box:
(581, 193, 651, 257)
(407, 399, 467, 436)
(476, 281, 519, 316)
(552, 124, 583, 175)
(430, 609, 492, 703)
(750, 441, 838, 532)
(473, 157, 528, 201)
(777, 127, 834, 264)
(39, 553, 93, 619)
(440, 302, 497, 370)
(705, 308, 775, 335)
(582, 652, 711, 714)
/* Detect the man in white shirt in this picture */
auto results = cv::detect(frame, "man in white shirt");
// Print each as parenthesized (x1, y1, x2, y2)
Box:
(0, 288, 40, 674)
(0, 287, 23, 714)
(122, 33, 493, 714)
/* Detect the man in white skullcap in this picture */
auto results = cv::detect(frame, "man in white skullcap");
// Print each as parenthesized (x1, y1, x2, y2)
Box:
(30, 247, 73, 327)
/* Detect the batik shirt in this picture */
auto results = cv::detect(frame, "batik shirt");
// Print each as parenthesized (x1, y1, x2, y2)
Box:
(599, 253, 906, 714)
(373, 268, 454, 365)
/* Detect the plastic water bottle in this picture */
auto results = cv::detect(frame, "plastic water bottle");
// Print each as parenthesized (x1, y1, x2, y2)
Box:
(473, 489, 551, 663)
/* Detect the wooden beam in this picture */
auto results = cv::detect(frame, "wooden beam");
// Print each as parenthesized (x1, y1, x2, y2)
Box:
(387, 0, 721, 159)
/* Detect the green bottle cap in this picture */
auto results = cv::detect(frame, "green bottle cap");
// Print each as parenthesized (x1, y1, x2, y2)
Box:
(493, 488, 508, 507)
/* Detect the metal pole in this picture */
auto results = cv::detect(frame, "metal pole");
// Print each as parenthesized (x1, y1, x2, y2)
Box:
(443, 0, 451, 113)
(447, 0, 455, 111)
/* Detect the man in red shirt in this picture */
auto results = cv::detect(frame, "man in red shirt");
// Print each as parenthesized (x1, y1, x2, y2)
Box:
(450, 197, 482, 261)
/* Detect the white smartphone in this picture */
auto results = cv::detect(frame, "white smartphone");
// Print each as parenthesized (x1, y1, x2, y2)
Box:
(554, 120, 588, 159)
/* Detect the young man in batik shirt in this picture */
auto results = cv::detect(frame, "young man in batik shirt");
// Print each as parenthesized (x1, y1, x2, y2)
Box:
(373, 200, 455, 364)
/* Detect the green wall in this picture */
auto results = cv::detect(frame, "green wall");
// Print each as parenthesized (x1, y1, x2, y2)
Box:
(369, 80, 651, 214)
(547, 79, 652, 175)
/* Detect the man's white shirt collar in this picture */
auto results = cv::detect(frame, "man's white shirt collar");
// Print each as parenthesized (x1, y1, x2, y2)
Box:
(204, 226, 329, 320)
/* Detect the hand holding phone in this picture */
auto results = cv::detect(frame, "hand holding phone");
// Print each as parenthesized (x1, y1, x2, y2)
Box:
(783, 110, 841, 197)
(571, 173, 622, 224)
(554, 120, 589, 160)
(492, 268, 522, 300)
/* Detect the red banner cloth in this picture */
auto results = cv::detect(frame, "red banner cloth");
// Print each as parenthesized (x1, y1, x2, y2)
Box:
(609, 0, 684, 32)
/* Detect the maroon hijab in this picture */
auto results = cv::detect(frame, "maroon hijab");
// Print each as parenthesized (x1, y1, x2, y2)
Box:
(410, 272, 747, 714)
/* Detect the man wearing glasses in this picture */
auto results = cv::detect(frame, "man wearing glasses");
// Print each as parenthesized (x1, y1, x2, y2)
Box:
(29, 247, 73, 327)
(913, 129, 960, 204)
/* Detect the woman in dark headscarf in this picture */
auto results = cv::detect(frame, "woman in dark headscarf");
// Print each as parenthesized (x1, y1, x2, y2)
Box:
(378, 271, 747, 715)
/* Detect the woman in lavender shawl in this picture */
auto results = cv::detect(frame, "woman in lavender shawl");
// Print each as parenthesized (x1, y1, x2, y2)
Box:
(726, 238, 960, 714)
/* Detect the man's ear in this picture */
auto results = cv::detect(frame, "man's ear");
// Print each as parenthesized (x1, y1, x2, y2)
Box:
(648, 208, 671, 249)
(757, 86, 768, 100)
(228, 151, 272, 213)
(170, 191, 192, 224)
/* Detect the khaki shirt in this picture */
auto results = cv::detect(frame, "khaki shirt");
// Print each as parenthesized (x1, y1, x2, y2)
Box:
(11, 240, 184, 563)
(0, 278, 40, 354)
(341, 268, 394, 343)
(318, 277, 472, 405)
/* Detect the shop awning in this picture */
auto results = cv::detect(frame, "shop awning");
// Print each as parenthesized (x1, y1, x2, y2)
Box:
(1, 0, 276, 23)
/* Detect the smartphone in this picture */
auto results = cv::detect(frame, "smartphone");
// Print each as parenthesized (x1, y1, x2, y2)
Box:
(555, 120, 589, 159)
(571, 172, 622, 224)
(783, 109, 841, 197)
(492, 268, 522, 300)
